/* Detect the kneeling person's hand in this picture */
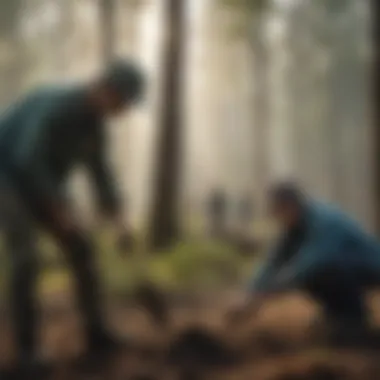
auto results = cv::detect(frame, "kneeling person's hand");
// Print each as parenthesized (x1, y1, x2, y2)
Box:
(225, 292, 266, 326)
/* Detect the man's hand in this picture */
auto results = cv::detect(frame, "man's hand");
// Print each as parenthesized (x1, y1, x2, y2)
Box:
(225, 293, 252, 326)
(225, 292, 266, 326)
(226, 305, 249, 326)
(108, 213, 135, 255)
(47, 201, 79, 236)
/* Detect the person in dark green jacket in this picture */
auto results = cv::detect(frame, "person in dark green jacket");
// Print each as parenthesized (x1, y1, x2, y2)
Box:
(0, 59, 145, 374)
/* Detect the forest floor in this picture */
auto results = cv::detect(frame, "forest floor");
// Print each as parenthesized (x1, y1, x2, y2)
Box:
(0, 235, 379, 379)
(2, 288, 380, 380)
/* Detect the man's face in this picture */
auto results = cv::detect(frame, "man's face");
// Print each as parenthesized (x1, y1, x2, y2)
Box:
(271, 201, 301, 230)
(96, 87, 131, 116)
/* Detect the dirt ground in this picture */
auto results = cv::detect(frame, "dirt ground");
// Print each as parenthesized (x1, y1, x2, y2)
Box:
(1, 289, 380, 380)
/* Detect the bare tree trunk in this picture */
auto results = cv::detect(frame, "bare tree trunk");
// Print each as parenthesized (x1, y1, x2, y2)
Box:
(250, 27, 270, 213)
(99, 0, 116, 64)
(0, 0, 21, 36)
(52, 0, 75, 75)
(372, 0, 380, 232)
(0, 0, 27, 104)
(148, 0, 186, 250)
(115, 0, 140, 57)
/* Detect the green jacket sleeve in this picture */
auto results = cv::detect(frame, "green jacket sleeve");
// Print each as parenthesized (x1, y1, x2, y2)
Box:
(86, 126, 121, 216)
(13, 104, 62, 204)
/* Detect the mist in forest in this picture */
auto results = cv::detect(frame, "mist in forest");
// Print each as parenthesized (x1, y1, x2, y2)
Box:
(1, 2, 380, 378)
(0, 0, 374, 235)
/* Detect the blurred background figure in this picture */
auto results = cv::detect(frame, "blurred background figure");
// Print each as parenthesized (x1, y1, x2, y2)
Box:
(207, 188, 229, 239)
(233, 193, 258, 256)
(237, 193, 254, 235)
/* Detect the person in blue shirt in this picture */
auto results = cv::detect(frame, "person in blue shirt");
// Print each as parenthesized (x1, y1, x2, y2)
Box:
(229, 183, 380, 333)
(0, 59, 145, 374)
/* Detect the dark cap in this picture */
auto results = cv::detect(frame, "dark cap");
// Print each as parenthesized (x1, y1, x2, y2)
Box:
(100, 59, 145, 103)
(268, 181, 306, 207)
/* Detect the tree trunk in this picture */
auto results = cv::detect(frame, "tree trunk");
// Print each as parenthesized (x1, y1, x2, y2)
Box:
(372, 0, 380, 232)
(288, 2, 337, 203)
(251, 31, 270, 213)
(99, 0, 116, 64)
(148, 0, 185, 250)
(0, 0, 21, 36)
(0, 0, 27, 104)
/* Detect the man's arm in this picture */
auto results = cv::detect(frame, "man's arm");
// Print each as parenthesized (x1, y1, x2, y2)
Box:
(86, 126, 123, 224)
(247, 232, 299, 294)
(228, 220, 345, 324)
(227, 243, 283, 324)
(265, 220, 346, 291)
(86, 126, 135, 254)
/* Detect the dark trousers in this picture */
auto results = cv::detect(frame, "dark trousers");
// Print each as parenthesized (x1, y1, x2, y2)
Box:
(303, 265, 369, 325)
(0, 184, 106, 358)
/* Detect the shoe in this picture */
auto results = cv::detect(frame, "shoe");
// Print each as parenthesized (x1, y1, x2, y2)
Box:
(327, 319, 380, 349)
(1, 355, 52, 380)
(73, 330, 131, 374)
(88, 330, 130, 355)
(0, 368, 14, 380)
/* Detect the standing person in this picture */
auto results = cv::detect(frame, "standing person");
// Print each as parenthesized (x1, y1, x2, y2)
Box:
(0, 59, 145, 374)
(228, 182, 380, 341)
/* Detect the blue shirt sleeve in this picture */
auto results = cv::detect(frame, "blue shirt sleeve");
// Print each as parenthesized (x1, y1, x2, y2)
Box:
(268, 219, 347, 291)
(248, 211, 349, 293)
(247, 242, 283, 292)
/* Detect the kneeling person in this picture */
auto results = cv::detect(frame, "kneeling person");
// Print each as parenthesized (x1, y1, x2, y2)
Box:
(230, 183, 380, 329)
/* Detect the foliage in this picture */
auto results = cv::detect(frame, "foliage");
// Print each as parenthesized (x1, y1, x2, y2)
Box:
(144, 240, 247, 290)
(0, 235, 257, 302)
(98, 238, 253, 297)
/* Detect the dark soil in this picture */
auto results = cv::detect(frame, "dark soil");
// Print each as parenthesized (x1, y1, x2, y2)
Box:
(1, 287, 379, 380)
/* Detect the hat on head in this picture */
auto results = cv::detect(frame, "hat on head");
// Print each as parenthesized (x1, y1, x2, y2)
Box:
(269, 181, 306, 207)
(101, 59, 145, 104)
